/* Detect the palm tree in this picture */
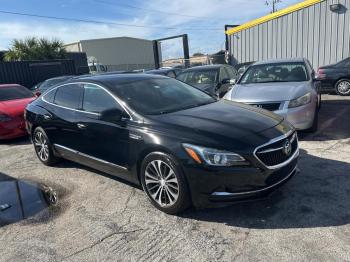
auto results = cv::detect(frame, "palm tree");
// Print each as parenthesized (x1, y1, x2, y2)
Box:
(4, 37, 66, 61)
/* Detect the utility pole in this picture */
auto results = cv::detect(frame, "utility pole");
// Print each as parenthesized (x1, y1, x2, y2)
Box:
(265, 0, 282, 13)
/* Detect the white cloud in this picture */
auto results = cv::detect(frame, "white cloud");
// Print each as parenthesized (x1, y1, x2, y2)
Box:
(0, 0, 301, 57)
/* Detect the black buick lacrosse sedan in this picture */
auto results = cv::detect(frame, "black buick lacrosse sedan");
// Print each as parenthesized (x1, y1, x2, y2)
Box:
(25, 74, 299, 214)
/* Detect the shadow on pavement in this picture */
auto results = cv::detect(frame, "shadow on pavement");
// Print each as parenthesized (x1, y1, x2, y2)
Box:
(299, 98, 350, 142)
(0, 136, 31, 146)
(182, 148, 350, 229)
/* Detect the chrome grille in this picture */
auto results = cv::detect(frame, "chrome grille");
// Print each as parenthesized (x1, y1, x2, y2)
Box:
(249, 103, 281, 111)
(255, 132, 298, 167)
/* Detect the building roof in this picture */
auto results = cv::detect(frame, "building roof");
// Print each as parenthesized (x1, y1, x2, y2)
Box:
(226, 0, 324, 35)
(64, 36, 151, 46)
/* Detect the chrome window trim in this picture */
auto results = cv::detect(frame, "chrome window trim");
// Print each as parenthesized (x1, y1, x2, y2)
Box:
(54, 144, 128, 171)
(256, 132, 297, 154)
(41, 82, 133, 120)
(211, 165, 298, 197)
(253, 130, 299, 170)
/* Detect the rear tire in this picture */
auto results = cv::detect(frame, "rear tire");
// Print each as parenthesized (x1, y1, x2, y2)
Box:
(33, 127, 59, 166)
(335, 79, 350, 96)
(140, 152, 191, 214)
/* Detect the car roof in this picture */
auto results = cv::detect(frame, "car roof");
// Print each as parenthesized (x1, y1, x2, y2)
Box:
(146, 68, 173, 73)
(180, 64, 224, 73)
(74, 73, 166, 85)
(0, 84, 22, 88)
(253, 58, 306, 65)
(45, 75, 74, 81)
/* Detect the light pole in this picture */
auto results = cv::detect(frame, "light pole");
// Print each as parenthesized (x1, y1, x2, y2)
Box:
(265, 0, 282, 13)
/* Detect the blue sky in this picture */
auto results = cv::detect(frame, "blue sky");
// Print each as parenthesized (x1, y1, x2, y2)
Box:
(0, 0, 301, 59)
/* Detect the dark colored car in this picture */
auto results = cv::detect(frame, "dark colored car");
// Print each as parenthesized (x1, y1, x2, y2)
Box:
(146, 68, 182, 78)
(25, 74, 299, 214)
(317, 57, 350, 96)
(176, 65, 238, 98)
(31, 75, 75, 96)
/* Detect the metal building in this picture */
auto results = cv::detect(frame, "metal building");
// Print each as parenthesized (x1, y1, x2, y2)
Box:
(226, 0, 350, 69)
(64, 36, 159, 71)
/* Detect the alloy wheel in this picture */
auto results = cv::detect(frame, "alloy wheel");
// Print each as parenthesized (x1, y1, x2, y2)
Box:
(337, 80, 350, 95)
(144, 160, 179, 207)
(34, 131, 49, 161)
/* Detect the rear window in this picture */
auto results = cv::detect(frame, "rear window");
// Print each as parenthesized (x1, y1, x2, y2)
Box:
(0, 85, 34, 101)
(54, 84, 82, 109)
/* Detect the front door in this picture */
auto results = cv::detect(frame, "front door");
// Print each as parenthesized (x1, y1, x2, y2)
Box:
(74, 83, 130, 171)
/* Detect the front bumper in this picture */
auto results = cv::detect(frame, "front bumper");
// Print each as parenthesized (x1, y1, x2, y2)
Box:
(184, 151, 299, 208)
(0, 119, 27, 140)
(274, 102, 316, 130)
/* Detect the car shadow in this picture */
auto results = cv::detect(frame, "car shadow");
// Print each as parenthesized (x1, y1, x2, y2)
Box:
(55, 160, 142, 190)
(0, 136, 31, 146)
(298, 98, 350, 141)
(181, 148, 350, 229)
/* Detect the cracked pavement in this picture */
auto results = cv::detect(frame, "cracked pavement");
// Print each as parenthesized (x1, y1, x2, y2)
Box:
(0, 94, 349, 261)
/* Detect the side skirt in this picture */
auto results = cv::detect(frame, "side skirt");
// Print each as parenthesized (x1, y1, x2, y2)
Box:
(53, 144, 137, 184)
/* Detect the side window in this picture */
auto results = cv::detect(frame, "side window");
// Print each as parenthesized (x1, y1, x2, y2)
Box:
(54, 84, 82, 109)
(167, 71, 176, 78)
(43, 88, 57, 103)
(220, 67, 230, 81)
(83, 84, 119, 113)
(225, 66, 238, 79)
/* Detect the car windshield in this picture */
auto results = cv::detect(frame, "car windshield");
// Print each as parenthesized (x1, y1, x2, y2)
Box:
(240, 62, 309, 84)
(0, 85, 34, 101)
(177, 69, 218, 85)
(108, 78, 216, 115)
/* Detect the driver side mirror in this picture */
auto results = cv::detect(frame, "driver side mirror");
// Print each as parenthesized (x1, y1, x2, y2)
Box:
(100, 108, 129, 123)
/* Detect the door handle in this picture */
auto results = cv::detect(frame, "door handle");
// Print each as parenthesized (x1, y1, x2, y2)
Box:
(77, 123, 87, 129)
(43, 114, 52, 120)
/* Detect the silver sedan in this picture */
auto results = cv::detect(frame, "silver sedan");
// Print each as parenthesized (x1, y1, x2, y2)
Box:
(224, 58, 320, 132)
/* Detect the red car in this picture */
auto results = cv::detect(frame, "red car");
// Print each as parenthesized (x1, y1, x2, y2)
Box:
(0, 84, 36, 140)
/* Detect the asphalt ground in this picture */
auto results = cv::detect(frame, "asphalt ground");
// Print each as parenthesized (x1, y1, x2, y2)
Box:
(0, 94, 349, 262)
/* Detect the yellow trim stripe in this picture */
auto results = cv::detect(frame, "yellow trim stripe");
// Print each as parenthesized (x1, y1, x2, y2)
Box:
(226, 0, 323, 35)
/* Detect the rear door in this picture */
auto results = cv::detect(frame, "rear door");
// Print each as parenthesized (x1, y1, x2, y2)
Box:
(44, 83, 83, 151)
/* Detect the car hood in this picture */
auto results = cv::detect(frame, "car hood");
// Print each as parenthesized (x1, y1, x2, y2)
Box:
(0, 97, 36, 117)
(147, 100, 288, 151)
(229, 82, 309, 102)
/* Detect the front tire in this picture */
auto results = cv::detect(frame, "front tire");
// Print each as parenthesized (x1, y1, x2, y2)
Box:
(140, 152, 190, 214)
(33, 127, 59, 166)
(335, 79, 350, 96)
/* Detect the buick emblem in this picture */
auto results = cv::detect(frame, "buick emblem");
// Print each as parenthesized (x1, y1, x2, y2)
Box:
(282, 140, 292, 156)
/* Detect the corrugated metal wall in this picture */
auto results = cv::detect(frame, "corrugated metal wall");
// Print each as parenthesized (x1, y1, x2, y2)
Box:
(229, 0, 350, 69)
(0, 60, 76, 88)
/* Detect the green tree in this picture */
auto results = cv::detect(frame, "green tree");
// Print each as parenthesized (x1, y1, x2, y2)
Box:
(4, 37, 66, 61)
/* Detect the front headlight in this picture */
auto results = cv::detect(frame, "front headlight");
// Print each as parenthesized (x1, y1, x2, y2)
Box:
(182, 143, 248, 166)
(288, 93, 311, 108)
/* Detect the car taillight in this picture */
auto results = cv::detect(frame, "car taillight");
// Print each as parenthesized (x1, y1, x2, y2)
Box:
(316, 68, 326, 79)
(0, 113, 12, 122)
